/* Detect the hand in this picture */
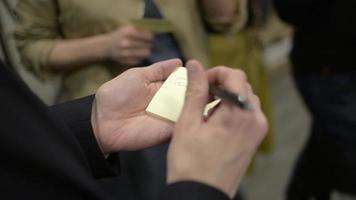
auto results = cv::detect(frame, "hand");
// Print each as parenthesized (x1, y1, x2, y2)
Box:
(105, 25, 154, 66)
(91, 59, 182, 154)
(167, 60, 268, 198)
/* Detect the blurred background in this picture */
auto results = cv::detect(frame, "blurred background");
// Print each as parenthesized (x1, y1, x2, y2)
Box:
(1, 0, 355, 199)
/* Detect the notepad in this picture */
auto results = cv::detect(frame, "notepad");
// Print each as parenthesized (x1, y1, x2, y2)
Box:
(146, 67, 221, 122)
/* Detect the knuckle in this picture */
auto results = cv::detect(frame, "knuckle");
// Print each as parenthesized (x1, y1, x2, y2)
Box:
(256, 114, 269, 137)
(120, 40, 131, 48)
(126, 59, 140, 66)
(261, 115, 269, 132)
(142, 49, 151, 57)
(122, 26, 134, 34)
(137, 49, 148, 56)
(215, 65, 228, 69)
(246, 83, 253, 92)
(233, 69, 247, 81)
(252, 94, 261, 107)
(215, 66, 228, 72)
(120, 50, 131, 58)
(213, 66, 235, 73)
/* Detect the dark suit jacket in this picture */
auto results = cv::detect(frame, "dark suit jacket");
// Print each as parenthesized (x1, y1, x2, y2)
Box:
(0, 61, 229, 200)
(274, 0, 356, 70)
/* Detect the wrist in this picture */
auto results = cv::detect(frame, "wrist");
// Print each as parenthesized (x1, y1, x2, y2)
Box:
(95, 33, 113, 62)
(168, 172, 240, 198)
(91, 98, 106, 155)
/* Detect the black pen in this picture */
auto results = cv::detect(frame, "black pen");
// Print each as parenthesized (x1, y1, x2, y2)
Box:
(209, 84, 253, 110)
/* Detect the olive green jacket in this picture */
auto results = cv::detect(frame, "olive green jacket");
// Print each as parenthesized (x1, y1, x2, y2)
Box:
(15, 0, 247, 101)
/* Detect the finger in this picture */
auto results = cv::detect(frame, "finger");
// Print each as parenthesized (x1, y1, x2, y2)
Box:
(245, 84, 261, 111)
(178, 60, 208, 125)
(251, 94, 261, 110)
(143, 59, 183, 82)
(126, 48, 151, 59)
(118, 49, 150, 66)
(206, 67, 250, 125)
(126, 27, 154, 42)
(120, 39, 152, 50)
(207, 67, 248, 97)
(246, 83, 253, 95)
(122, 58, 144, 67)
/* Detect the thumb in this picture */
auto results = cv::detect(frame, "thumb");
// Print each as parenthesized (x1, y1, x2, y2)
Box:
(178, 60, 208, 125)
(143, 59, 183, 82)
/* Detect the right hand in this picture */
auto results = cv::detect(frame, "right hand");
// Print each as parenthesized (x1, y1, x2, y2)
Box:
(167, 60, 268, 198)
(106, 25, 154, 66)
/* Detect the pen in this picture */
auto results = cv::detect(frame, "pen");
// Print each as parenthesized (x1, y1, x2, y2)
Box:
(209, 84, 254, 110)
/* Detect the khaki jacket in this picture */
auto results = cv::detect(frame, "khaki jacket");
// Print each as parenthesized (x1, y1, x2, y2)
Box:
(15, 0, 247, 101)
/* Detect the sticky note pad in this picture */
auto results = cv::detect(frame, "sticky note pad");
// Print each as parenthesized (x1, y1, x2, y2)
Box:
(131, 19, 175, 33)
(146, 67, 221, 122)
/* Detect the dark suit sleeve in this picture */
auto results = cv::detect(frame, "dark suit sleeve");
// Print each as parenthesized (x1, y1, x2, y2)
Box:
(49, 96, 119, 179)
(159, 182, 230, 200)
(273, 0, 326, 26)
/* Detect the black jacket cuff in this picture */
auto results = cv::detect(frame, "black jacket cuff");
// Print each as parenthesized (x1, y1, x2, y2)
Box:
(159, 181, 230, 200)
(49, 96, 119, 179)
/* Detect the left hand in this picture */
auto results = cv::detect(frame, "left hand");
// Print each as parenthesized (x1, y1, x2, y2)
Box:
(91, 59, 182, 154)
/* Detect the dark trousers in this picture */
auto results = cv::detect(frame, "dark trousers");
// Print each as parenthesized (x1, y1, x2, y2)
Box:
(286, 66, 356, 200)
(119, 143, 245, 200)
(119, 143, 168, 200)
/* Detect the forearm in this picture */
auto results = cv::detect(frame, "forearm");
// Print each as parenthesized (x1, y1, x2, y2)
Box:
(200, 0, 238, 23)
(48, 34, 111, 72)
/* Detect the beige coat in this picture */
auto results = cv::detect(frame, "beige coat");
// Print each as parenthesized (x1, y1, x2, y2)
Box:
(15, 0, 247, 100)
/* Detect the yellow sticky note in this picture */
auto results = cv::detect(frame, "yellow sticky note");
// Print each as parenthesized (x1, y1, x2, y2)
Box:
(146, 67, 221, 122)
(131, 19, 175, 33)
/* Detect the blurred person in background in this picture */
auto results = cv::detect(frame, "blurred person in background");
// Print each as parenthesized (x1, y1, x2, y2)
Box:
(274, 0, 356, 199)
(209, 0, 274, 162)
(0, 0, 17, 70)
(15, 0, 247, 102)
(0, 1, 13, 67)
(14, 1, 247, 200)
